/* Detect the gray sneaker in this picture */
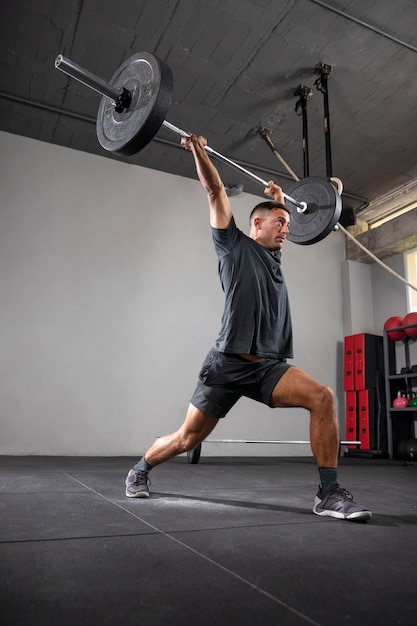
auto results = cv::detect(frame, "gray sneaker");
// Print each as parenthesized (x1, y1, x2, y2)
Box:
(125, 469, 150, 498)
(313, 483, 372, 521)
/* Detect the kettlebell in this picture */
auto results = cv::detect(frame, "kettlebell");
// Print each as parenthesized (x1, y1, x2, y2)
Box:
(410, 393, 417, 408)
(393, 391, 409, 408)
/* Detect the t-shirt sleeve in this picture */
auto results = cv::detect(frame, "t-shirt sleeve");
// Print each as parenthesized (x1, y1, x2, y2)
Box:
(211, 217, 241, 258)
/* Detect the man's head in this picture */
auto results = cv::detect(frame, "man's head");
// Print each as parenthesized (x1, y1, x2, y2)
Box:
(249, 201, 291, 251)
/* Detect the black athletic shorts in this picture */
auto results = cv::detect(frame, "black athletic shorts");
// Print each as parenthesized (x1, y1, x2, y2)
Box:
(190, 348, 292, 419)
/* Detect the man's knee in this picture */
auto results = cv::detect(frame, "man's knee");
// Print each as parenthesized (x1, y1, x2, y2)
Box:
(314, 383, 336, 414)
(180, 432, 202, 452)
(320, 383, 335, 403)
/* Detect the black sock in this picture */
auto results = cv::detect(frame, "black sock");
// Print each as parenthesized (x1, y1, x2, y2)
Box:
(318, 467, 338, 493)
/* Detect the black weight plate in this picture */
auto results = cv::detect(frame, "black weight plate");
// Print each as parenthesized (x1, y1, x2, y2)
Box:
(187, 442, 202, 464)
(96, 52, 173, 156)
(285, 177, 342, 245)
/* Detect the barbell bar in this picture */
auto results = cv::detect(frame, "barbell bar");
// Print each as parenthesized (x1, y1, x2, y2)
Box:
(198, 439, 360, 444)
(161, 121, 309, 212)
(186, 439, 361, 464)
(54, 51, 342, 244)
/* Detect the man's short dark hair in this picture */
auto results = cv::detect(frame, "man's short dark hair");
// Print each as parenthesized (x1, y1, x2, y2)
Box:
(249, 201, 290, 224)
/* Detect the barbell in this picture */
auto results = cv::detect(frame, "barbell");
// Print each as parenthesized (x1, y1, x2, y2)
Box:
(54, 51, 342, 245)
(186, 439, 361, 464)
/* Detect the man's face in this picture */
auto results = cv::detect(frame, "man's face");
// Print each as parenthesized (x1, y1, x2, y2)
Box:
(254, 208, 290, 251)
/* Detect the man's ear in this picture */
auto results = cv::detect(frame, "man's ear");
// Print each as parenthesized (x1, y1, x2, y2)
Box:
(253, 216, 263, 230)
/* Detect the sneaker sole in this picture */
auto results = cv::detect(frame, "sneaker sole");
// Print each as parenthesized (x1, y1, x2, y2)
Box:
(125, 489, 150, 498)
(313, 498, 372, 521)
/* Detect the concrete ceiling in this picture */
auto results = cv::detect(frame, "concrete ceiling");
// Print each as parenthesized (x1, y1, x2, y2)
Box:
(2, 0, 417, 233)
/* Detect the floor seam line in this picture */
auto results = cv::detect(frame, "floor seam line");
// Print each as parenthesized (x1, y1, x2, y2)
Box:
(58, 470, 322, 626)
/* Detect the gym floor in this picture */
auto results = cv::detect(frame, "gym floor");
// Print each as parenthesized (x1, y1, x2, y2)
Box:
(1, 455, 416, 626)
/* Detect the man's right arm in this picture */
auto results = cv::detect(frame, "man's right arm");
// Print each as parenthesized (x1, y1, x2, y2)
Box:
(181, 134, 233, 229)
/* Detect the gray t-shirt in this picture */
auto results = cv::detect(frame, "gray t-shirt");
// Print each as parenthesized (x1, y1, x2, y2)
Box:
(212, 217, 293, 359)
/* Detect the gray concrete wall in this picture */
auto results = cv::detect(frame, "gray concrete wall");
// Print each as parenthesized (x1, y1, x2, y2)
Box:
(1, 131, 349, 457)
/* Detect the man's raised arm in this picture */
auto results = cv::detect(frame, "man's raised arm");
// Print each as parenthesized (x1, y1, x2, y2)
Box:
(181, 134, 232, 229)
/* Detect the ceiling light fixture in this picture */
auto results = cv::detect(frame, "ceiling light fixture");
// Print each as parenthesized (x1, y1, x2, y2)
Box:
(369, 202, 417, 229)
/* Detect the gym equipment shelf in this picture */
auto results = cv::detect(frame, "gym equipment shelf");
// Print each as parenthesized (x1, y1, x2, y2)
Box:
(383, 321, 417, 458)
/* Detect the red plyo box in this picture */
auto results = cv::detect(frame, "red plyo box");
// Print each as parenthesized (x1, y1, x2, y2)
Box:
(343, 335, 355, 391)
(345, 390, 357, 448)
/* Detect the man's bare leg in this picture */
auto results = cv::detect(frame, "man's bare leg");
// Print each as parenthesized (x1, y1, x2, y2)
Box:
(270, 367, 371, 520)
(125, 404, 218, 498)
(270, 366, 339, 468)
(145, 404, 219, 467)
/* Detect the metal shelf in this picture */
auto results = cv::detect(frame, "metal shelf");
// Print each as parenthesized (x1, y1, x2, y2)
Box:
(383, 321, 417, 458)
(387, 374, 417, 379)
(389, 407, 417, 412)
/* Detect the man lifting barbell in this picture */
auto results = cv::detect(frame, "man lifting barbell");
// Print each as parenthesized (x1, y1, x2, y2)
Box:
(125, 132, 372, 522)
(53, 50, 370, 520)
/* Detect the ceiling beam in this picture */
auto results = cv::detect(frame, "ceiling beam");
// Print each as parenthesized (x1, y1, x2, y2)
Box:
(345, 207, 417, 263)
